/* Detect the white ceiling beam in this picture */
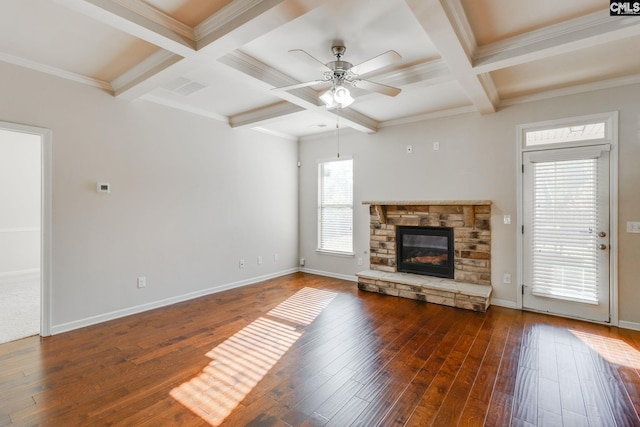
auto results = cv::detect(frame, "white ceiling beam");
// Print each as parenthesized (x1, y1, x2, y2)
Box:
(473, 12, 640, 74)
(224, 52, 455, 131)
(329, 108, 379, 134)
(220, 50, 379, 132)
(405, 0, 497, 114)
(230, 102, 305, 129)
(111, 50, 199, 100)
(218, 50, 323, 106)
(103, 0, 326, 99)
(194, 0, 326, 57)
(141, 93, 229, 123)
(56, 0, 196, 57)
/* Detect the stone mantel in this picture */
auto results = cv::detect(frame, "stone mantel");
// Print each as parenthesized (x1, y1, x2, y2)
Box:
(362, 201, 491, 226)
(362, 200, 492, 206)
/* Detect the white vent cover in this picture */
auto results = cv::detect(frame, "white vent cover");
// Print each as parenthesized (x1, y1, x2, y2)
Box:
(163, 77, 207, 96)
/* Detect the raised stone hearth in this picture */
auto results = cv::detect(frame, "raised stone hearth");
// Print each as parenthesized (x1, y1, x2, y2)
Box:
(357, 200, 492, 312)
(357, 270, 492, 312)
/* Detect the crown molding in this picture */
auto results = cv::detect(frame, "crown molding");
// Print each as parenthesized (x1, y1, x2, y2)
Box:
(498, 74, 640, 108)
(478, 72, 500, 106)
(0, 51, 112, 92)
(141, 93, 228, 123)
(329, 108, 378, 134)
(219, 50, 322, 107)
(374, 59, 454, 88)
(473, 11, 640, 73)
(251, 126, 298, 141)
(111, 50, 183, 96)
(110, 0, 195, 42)
(195, 0, 266, 42)
(442, 0, 477, 59)
(57, 0, 196, 56)
(379, 105, 477, 128)
(230, 102, 304, 128)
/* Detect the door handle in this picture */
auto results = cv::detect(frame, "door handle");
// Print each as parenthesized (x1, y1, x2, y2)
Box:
(599, 244, 608, 250)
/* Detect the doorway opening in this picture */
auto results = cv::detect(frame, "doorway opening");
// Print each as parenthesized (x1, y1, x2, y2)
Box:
(0, 122, 51, 343)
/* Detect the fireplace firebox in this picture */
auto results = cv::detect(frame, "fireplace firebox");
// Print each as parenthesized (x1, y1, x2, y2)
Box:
(396, 226, 454, 279)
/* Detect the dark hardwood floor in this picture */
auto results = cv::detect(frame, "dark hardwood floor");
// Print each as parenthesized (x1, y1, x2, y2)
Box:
(1, 273, 640, 426)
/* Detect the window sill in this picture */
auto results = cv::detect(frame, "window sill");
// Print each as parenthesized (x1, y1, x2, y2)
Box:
(315, 249, 355, 258)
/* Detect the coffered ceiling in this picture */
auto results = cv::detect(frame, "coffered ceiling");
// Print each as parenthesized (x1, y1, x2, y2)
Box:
(2, 0, 640, 139)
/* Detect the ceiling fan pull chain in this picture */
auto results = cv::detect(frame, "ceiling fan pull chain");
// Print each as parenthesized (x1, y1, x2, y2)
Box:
(336, 109, 340, 158)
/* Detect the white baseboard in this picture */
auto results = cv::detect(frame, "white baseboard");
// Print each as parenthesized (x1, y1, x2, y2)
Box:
(0, 268, 40, 285)
(618, 320, 640, 331)
(51, 268, 299, 335)
(490, 298, 519, 309)
(300, 268, 357, 282)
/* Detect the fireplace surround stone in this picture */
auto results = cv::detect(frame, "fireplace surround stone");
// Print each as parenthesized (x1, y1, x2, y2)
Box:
(357, 201, 493, 312)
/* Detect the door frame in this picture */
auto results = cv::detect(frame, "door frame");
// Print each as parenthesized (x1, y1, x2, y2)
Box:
(516, 111, 619, 325)
(0, 121, 52, 336)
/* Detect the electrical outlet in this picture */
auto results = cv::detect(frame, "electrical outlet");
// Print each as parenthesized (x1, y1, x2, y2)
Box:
(433, 141, 440, 151)
(239, 259, 245, 268)
(503, 215, 511, 225)
(503, 273, 511, 284)
(274, 253, 279, 262)
(300, 258, 305, 267)
(258, 255, 263, 265)
(358, 257, 363, 266)
(137, 276, 146, 288)
(406, 145, 413, 154)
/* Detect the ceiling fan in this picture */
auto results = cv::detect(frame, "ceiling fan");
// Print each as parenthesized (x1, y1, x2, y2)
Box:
(273, 44, 402, 108)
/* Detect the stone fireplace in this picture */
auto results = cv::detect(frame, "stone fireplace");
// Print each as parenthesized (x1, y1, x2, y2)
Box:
(356, 201, 493, 312)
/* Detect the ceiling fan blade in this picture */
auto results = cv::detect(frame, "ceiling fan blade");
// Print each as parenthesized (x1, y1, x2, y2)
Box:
(289, 49, 331, 72)
(355, 80, 402, 97)
(351, 50, 402, 76)
(272, 80, 326, 91)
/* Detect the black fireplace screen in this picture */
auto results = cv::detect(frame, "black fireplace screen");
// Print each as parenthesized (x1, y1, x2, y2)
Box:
(396, 226, 454, 279)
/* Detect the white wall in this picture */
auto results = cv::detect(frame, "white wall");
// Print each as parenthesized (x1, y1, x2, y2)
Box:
(299, 83, 640, 325)
(0, 129, 41, 275)
(0, 62, 299, 331)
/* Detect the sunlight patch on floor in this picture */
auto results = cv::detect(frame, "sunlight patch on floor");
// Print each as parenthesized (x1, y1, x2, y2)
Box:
(570, 329, 640, 369)
(170, 287, 337, 426)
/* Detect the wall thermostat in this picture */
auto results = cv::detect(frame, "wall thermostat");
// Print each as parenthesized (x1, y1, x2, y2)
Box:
(97, 182, 110, 193)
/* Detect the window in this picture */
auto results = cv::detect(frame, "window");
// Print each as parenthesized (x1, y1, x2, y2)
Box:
(525, 122, 605, 146)
(318, 158, 353, 254)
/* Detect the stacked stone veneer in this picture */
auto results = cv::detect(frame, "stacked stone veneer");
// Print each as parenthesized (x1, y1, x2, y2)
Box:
(357, 201, 492, 312)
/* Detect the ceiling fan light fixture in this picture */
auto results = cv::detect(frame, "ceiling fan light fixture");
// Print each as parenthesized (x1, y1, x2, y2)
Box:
(320, 89, 336, 107)
(334, 86, 354, 107)
(320, 86, 354, 108)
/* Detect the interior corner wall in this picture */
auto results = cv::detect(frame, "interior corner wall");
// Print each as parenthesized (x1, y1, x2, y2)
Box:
(0, 62, 299, 332)
(298, 83, 640, 326)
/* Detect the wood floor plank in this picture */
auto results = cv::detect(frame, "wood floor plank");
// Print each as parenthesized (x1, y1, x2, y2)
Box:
(404, 312, 488, 426)
(1, 273, 640, 426)
(485, 313, 525, 427)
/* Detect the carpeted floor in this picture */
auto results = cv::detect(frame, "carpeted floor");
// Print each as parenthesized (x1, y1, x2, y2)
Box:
(0, 276, 40, 344)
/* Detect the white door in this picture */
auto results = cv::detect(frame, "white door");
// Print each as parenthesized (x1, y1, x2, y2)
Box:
(522, 145, 610, 323)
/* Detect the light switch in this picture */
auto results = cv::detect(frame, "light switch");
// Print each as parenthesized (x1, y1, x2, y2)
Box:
(627, 221, 640, 233)
(503, 215, 511, 225)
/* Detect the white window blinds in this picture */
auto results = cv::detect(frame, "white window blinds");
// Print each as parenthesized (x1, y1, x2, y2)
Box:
(530, 157, 599, 303)
(318, 159, 353, 253)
